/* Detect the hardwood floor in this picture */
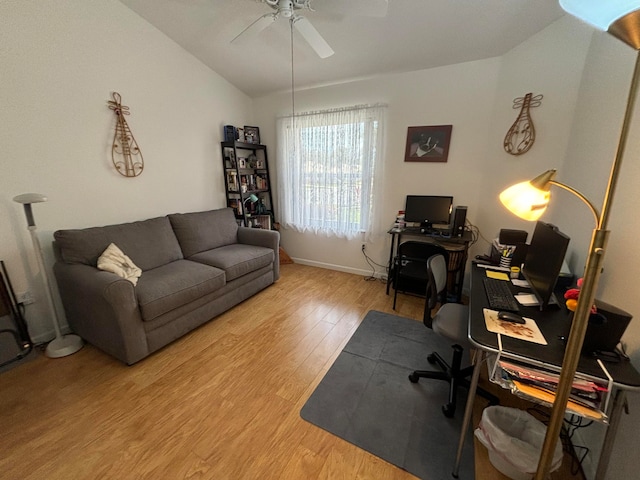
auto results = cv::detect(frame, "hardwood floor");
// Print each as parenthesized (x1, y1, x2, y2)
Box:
(0, 264, 584, 479)
(0, 265, 421, 479)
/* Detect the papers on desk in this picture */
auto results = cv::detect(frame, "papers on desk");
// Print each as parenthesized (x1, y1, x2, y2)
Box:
(485, 270, 510, 281)
(514, 293, 539, 306)
(489, 359, 610, 422)
(483, 308, 548, 345)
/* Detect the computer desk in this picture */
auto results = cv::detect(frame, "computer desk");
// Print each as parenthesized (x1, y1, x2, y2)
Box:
(386, 228, 472, 302)
(453, 263, 640, 479)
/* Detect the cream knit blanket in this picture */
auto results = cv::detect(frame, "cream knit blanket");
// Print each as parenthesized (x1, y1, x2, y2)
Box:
(97, 243, 142, 285)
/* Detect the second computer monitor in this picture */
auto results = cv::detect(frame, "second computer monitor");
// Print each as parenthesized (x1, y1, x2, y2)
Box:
(404, 195, 453, 228)
(522, 221, 570, 310)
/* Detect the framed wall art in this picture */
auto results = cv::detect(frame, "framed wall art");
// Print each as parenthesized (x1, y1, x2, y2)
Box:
(404, 125, 452, 163)
(244, 126, 260, 145)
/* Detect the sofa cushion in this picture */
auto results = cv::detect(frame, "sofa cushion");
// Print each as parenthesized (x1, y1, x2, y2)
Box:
(136, 259, 225, 322)
(54, 216, 183, 271)
(169, 208, 238, 258)
(189, 243, 274, 282)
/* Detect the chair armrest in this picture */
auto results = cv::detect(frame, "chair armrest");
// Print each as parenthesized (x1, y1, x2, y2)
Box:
(237, 227, 280, 280)
(53, 262, 148, 364)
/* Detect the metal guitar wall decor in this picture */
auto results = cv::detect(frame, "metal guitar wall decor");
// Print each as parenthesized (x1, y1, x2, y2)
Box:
(504, 92, 543, 156)
(107, 92, 144, 177)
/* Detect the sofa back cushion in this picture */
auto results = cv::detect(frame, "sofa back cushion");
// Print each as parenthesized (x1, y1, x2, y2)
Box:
(169, 208, 238, 258)
(54, 216, 183, 271)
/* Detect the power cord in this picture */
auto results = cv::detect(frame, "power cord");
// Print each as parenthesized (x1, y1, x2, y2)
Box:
(361, 245, 387, 282)
(526, 405, 591, 476)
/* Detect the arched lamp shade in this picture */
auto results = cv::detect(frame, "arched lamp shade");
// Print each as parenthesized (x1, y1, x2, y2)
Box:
(498, 169, 556, 221)
(560, 1, 640, 49)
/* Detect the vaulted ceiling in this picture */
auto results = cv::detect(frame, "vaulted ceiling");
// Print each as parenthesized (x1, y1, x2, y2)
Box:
(119, 0, 566, 97)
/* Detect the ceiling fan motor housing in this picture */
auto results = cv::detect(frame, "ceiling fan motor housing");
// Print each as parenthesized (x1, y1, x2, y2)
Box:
(265, 0, 311, 18)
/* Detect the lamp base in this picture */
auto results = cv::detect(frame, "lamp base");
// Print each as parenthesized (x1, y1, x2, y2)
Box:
(45, 334, 83, 358)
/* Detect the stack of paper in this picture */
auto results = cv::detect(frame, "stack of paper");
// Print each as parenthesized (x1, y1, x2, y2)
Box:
(493, 359, 609, 422)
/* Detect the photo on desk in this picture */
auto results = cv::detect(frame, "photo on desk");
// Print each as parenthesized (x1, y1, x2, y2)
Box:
(483, 308, 547, 345)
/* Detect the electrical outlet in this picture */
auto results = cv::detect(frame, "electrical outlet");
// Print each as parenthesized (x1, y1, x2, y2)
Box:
(361, 244, 366, 252)
(16, 290, 34, 305)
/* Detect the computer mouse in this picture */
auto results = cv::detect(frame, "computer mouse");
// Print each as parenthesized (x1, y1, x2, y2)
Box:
(497, 311, 526, 324)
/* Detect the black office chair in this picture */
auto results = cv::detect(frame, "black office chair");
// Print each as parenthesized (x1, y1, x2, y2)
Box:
(409, 254, 498, 417)
(392, 241, 448, 310)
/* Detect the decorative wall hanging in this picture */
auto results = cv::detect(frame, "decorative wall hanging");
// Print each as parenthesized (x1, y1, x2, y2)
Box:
(107, 92, 144, 177)
(503, 92, 543, 156)
(404, 125, 452, 163)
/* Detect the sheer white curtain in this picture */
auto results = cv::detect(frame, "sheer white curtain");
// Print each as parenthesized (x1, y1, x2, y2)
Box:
(276, 104, 386, 240)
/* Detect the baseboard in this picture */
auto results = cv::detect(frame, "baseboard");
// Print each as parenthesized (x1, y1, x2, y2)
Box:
(290, 257, 387, 280)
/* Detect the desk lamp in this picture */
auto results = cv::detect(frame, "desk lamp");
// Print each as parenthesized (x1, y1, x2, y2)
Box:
(499, 2, 640, 478)
(13, 193, 83, 358)
(243, 193, 259, 214)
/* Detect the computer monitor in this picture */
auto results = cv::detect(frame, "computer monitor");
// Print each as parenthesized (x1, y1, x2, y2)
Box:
(404, 195, 453, 228)
(522, 221, 570, 310)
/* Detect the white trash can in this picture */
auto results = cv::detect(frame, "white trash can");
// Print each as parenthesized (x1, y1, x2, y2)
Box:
(474, 406, 563, 480)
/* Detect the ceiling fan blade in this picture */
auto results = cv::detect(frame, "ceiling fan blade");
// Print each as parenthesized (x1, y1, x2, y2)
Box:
(231, 13, 277, 44)
(292, 16, 334, 58)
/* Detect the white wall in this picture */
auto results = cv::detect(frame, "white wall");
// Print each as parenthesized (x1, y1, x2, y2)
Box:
(555, 28, 640, 480)
(254, 60, 502, 276)
(0, 0, 253, 342)
(476, 15, 593, 242)
(253, 15, 593, 288)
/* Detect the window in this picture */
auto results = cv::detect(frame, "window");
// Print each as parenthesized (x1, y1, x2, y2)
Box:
(276, 104, 386, 239)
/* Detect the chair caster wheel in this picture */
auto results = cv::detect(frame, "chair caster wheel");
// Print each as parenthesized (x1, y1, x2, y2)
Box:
(442, 403, 455, 418)
(408, 373, 419, 383)
(427, 353, 437, 364)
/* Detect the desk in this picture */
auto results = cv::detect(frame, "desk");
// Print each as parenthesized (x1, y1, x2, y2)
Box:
(453, 263, 640, 479)
(386, 228, 472, 302)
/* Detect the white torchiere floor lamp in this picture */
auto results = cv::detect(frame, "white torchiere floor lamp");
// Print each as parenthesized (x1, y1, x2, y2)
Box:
(13, 193, 83, 358)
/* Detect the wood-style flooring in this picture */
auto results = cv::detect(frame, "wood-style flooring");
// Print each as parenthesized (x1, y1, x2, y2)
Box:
(0, 263, 584, 479)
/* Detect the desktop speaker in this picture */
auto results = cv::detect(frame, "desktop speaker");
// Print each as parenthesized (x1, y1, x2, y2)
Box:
(452, 206, 467, 237)
(581, 300, 632, 354)
(499, 229, 528, 245)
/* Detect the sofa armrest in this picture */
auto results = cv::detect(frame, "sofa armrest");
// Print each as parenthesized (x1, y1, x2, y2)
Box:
(237, 227, 280, 280)
(53, 262, 148, 365)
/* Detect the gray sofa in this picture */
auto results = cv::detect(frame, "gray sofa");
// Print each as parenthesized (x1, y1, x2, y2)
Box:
(52, 207, 279, 365)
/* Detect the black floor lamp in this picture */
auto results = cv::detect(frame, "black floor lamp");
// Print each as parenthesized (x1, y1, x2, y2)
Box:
(500, 2, 640, 478)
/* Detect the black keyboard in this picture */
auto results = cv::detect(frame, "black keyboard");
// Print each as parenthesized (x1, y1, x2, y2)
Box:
(482, 277, 520, 312)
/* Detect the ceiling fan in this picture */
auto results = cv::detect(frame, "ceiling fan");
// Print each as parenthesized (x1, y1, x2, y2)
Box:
(231, 0, 389, 59)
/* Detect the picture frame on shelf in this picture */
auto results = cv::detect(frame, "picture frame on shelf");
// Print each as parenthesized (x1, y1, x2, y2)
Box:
(238, 157, 247, 168)
(224, 147, 236, 168)
(244, 126, 260, 145)
(256, 159, 265, 169)
(404, 125, 452, 163)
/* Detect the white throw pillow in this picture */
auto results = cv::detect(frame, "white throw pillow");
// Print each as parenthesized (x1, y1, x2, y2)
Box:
(97, 243, 142, 285)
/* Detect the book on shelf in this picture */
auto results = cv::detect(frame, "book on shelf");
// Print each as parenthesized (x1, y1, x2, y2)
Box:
(227, 171, 238, 191)
(228, 199, 242, 216)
